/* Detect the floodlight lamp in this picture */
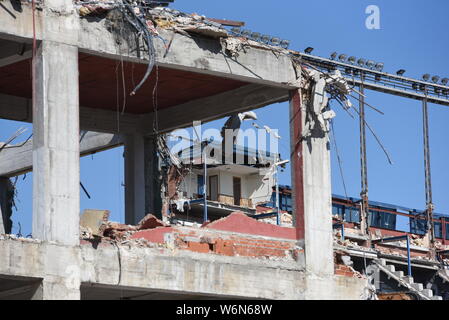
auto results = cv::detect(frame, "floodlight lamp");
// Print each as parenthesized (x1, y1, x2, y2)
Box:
(230, 27, 241, 34)
(442, 78, 449, 85)
(261, 35, 270, 43)
(241, 29, 251, 38)
(375, 63, 384, 72)
(270, 37, 281, 46)
(366, 60, 375, 69)
(348, 56, 356, 64)
(442, 89, 449, 95)
(375, 74, 381, 81)
(434, 87, 441, 94)
(396, 69, 406, 76)
(304, 47, 314, 54)
(412, 83, 418, 90)
(338, 54, 347, 62)
(330, 52, 337, 60)
(431, 75, 440, 83)
(419, 84, 426, 91)
(422, 74, 431, 81)
(280, 40, 290, 49)
(357, 58, 366, 67)
(250, 32, 261, 41)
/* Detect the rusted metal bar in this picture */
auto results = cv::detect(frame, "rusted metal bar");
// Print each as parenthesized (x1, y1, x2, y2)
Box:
(422, 97, 435, 248)
(359, 74, 370, 236)
(206, 18, 245, 27)
(289, 89, 305, 240)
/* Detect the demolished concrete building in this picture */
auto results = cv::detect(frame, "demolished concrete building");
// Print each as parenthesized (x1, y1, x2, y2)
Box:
(0, 0, 445, 300)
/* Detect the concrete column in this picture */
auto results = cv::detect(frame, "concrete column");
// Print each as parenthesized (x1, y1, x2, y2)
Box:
(289, 87, 334, 278)
(32, 41, 80, 246)
(124, 135, 162, 224)
(289, 90, 305, 240)
(0, 177, 13, 234)
(144, 136, 162, 219)
(30, 244, 81, 300)
(124, 134, 145, 225)
(28, 0, 82, 301)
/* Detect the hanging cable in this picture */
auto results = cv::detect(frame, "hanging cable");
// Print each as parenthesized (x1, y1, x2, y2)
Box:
(349, 105, 394, 165)
(120, 1, 156, 96)
(330, 120, 349, 200)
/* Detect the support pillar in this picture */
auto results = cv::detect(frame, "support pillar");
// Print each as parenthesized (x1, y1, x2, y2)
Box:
(124, 134, 145, 225)
(144, 136, 162, 219)
(289, 85, 334, 278)
(31, 0, 81, 300)
(124, 135, 162, 224)
(289, 90, 305, 240)
(0, 177, 13, 234)
(32, 41, 80, 246)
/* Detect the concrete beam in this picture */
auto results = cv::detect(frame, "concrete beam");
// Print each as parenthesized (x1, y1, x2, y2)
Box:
(0, 283, 41, 299)
(80, 107, 140, 134)
(0, 84, 289, 135)
(0, 1, 298, 88)
(0, 132, 122, 177)
(0, 40, 32, 67)
(0, 239, 367, 300)
(0, 93, 140, 134)
(141, 84, 289, 134)
(0, 93, 32, 122)
(0, 1, 38, 42)
(79, 22, 298, 88)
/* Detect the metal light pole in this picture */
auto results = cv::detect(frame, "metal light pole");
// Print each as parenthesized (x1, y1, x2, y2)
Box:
(274, 159, 289, 226)
(275, 160, 280, 226)
(422, 96, 435, 247)
(359, 73, 370, 236)
(192, 125, 208, 224)
(203, 143, 208, 223)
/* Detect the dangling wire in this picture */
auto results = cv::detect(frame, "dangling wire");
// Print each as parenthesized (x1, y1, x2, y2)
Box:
(330, 119, 349, 200)
(349, 104, 393, 165)
(121, 1, 156, 96)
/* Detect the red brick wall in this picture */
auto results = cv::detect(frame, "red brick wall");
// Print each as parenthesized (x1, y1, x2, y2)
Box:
(175, 230, 298, 259)
(334, 264, 356, 277)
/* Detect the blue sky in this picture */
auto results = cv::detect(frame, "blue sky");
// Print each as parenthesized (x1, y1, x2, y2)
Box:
(1, 0, 448, 235)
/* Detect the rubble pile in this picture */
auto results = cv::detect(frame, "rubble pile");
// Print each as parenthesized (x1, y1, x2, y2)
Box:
(78, 211, 299, 261)
(258, 212, 293, 226)
(86, 214, 166, 241)
(410, 234, 426, 247)
(334, 236, 361, 249)
(74, 1, 292, 54)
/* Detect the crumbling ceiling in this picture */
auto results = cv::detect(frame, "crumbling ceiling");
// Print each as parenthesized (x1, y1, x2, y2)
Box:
(0, 52, 248, 114)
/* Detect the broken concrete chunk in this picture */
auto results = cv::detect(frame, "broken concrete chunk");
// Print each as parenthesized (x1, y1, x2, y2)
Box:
(181, 25, 228, 39)
(341, 255, 353, 267)
(80, 209, 110, 237)
(99, 222, 138, 239)
(137, 214, 167, 230)
(80, 225, 94, 240)
(222, 37, 244, 57)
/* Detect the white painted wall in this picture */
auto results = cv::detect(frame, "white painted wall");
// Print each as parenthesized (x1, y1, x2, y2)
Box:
(177, 166, 275, 208)
(247, 168, 274, 206)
